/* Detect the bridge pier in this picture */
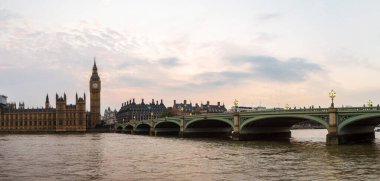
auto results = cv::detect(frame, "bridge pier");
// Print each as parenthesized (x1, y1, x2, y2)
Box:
(179, 116, 185, 137)
(326, 108, 339, 145)
(232, 112, 240, 140)
(150, 127, 155, 136)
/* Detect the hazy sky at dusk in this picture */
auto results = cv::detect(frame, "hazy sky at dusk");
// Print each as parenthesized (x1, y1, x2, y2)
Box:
(1, 0, 380, 112)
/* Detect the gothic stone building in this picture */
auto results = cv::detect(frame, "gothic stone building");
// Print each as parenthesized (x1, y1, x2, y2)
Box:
(116, 98, 166, 123)
(103, 107, 117, 125)
(0, 93, 86, 132)
(0, 59, 102, 132)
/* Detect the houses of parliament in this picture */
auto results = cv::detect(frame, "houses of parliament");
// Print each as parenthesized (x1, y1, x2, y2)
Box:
(0, 60, 101, 132)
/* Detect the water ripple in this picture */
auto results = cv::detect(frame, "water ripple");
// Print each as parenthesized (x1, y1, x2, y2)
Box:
(0, 131, 380, 180)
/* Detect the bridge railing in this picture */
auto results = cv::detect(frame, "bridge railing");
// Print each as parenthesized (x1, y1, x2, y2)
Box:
(237, 108, 330, 114)
(337, 107, 380, 112)
(117, 106, 380, 126)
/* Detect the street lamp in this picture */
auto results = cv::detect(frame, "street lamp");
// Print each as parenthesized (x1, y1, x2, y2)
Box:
(329, 90, 336, 108)
(150, 112, 154, 119)
(368, 100, 373, 107)
(233, 99, 238, 112)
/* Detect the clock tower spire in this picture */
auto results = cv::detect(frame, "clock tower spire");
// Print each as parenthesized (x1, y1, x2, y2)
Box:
(89, 57, 101, 128)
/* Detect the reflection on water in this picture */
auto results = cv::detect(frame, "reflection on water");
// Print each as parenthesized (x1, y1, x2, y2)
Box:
(0, 130, 380, 180)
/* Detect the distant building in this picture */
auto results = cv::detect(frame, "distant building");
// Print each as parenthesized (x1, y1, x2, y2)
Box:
(172, 100, 227, 115)
(172, 100, 193, 116)
(116, 99, 166, 123)
(194, 101, 227, 114)
(103, 107, 117, 125)
(0, 93, 86, 132)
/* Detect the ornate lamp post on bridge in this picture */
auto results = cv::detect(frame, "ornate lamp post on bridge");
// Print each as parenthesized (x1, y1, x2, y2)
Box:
(329, 90, 336, 108)
(368, 100, 373, 107)
(233, 99, 238, 112)
(285, 104, 290, 110)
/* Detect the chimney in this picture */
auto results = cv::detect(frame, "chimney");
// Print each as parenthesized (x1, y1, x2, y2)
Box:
(217, 102, 220, 106)
(152, 99, 155, 104)
(207, 101, 210, 106)
(133, 98, 135, 103)
(184, 100, 187, 105)
(174, 100, 176, 105)
(157, 100, 159, 105)
(160, 99, 163, 104)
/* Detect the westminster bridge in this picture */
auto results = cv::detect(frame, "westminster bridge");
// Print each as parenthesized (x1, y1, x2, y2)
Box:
(115, 106, 380, 145)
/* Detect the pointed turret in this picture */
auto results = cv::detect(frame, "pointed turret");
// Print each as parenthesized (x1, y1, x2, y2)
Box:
(45, 94, 50, 109)
(91, 57, 100, 81)
(93, 57, 97, 71)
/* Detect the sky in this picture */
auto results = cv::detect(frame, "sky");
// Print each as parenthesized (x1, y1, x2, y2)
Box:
(1, 0, 380, 112)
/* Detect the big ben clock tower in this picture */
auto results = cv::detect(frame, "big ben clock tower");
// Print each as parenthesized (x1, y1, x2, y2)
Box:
(89, 58, 101, 128)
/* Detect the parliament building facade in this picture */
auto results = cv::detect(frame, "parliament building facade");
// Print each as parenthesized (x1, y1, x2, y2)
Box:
(0, 60, 101, 132)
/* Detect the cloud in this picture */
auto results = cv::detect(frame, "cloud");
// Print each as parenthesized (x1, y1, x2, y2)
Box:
(254, 32, 278, 42)
(158, 57, 180, 67)
(257, 13, 281, 21)
(0, 9, 20, 22)
(117, 75, 155, 87)
(233, 56, 322, 82)
(171, 55, 322, 92)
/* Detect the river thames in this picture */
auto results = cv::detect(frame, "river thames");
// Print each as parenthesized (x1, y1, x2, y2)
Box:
(1, 130, 380, 180)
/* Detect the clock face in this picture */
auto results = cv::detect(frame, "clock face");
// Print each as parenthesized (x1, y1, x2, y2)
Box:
(92, 83, 98, 89)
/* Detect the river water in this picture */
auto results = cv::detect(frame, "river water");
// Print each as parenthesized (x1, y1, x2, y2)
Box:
(0, 130, 380, 181)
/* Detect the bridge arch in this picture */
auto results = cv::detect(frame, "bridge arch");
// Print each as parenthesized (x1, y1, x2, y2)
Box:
(154, 120, 181, 129)
(134, 123, 151, 135)
(338, 113, 380, 133)
(153, 120, 181, 136)
(240, 115, 329, 130)
(124, 123, 134, 129)
(124, 124, 134, 133)
(238, 115, 328, 140)
(116, 126, 123, 133)
(185, 117, 234, 129)
(135, 123, 151, 129)
(183, 117, 233, 138)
